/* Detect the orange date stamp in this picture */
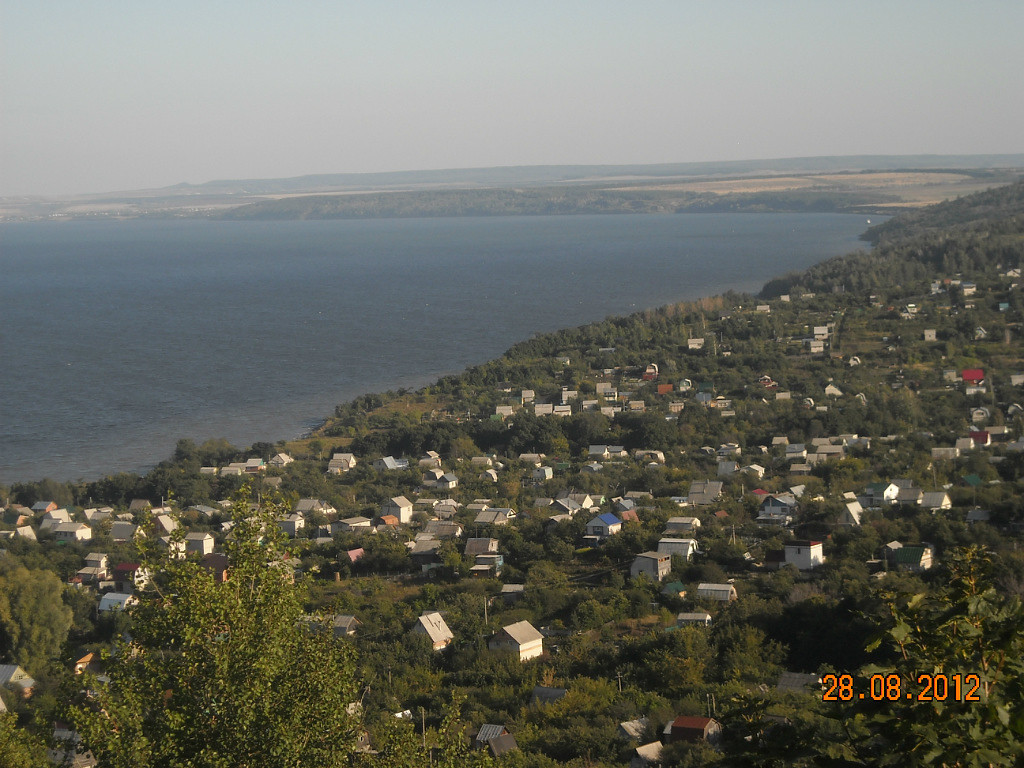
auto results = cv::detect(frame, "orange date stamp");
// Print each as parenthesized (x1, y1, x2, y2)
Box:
(822, 673, 983, 702)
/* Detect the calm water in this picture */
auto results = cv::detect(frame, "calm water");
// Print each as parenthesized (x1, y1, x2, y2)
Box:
(1, 214, 873, 482)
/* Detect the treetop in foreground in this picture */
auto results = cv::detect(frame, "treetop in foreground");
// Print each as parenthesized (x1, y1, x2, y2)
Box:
(68, 487, 359, 768)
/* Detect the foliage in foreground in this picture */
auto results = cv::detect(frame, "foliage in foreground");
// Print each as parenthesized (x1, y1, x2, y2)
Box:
(719, 547, 1024, 767)
(68, 491, 359, 768)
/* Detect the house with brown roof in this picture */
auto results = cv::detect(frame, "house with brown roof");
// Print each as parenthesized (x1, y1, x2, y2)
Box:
(663, 715, 722, 745)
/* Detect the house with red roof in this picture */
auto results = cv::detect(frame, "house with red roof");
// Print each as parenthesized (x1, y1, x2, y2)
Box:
(962, 369, 985, 385)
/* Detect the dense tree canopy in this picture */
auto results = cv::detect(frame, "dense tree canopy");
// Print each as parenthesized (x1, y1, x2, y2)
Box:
(0, 559, 73, 677)
(69, 489, 360, 768)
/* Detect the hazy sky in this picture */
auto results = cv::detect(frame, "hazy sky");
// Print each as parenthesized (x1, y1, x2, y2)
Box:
(2, 1, 1022, 196)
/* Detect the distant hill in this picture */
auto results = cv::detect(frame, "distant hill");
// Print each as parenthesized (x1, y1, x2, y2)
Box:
(182, 154, 1024, 196)
(4, 154, 1023, 223)
(862, 177, 1024, 245)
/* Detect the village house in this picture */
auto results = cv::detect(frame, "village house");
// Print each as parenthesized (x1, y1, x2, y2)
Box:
(630, 742, 664, 768)
(184, 531, 215, 556)
(330, 614, 361, 638)
(418, 450, 442, 468)
(327, 453, 357, 473)
(413, 612, 454, 651)
(471, 553, 504, 577)
(861, 482, 899, 508)
(657, 538, 699, 560)
(464, 538, 499, 557)
(53, 522, 92, 543)
(663, 715, 723, 745)
(422, 520, 463, 540)
(98, 592, 139, 612)
(889, 544, 936, 572)
(617, 716, 649, 742)
(586, 512, 622, 540)
(0, 664, 35, 697)
(784, 540, 825, 570)
(489, 620, 544, 662)
(39, 508, 72, 531)
(757, 494, 797, 526)
(373, 455, 409, 471)
(474, 507, 516, 526)
(259, 452, 291, 470)
(686, 480, 723, 506)
(294, 498, 337, 517)
(921, 491, 952, 511)
(630, 551, 671, 582)
(696, 582, 738, 602)
(664, 516, 701, 535)
(838, 501, 863, 527)
(109, 521, 143, 543)
(278, 514, 305, 538)
(381, 496, 414, 524)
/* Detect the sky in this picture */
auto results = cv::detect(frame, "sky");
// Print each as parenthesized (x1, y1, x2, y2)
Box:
(2, 0, 1022, 197)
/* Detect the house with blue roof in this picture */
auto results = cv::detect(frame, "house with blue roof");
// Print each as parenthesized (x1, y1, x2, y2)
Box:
(586, 513, 622, 540)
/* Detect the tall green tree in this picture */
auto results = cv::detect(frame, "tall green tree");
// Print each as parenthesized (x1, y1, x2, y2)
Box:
(834, 546, 1024, 766)
(0, 712, 50, 768)
(69, 487, 360, 768)
(0, 559, 73, 676)
(719, 547, 1024, 767)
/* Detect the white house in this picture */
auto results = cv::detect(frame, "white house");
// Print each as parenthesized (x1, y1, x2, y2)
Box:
(586, 513, 622, 539)
(98, 592, 139, 612)
(53, 522, 92, 543)
(838, 501, 863, 526)
(696, 583, 737, 602)
(489, 620, 544, 662)
(184, 531, 215, 556)
(327, 453, 357, 473)
(784, 540, 825, 570)
(268, 452, 294, 467)
(413, 612, 454, 651)
(657, 538, 699, 560)
(382, 496, 414, 524)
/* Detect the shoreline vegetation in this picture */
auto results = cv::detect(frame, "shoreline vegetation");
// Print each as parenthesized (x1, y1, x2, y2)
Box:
(2, 176, 1024, 766)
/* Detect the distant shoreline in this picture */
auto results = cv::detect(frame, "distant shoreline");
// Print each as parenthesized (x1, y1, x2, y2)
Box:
(2, 156, 1020, 223)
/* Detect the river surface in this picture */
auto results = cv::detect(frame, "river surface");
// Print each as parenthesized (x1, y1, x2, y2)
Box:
(0, 213, 874, 482)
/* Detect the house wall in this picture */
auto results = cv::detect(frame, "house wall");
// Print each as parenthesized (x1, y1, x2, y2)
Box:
(785, 543, 824, 570)
(518, 638, 544, 661)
